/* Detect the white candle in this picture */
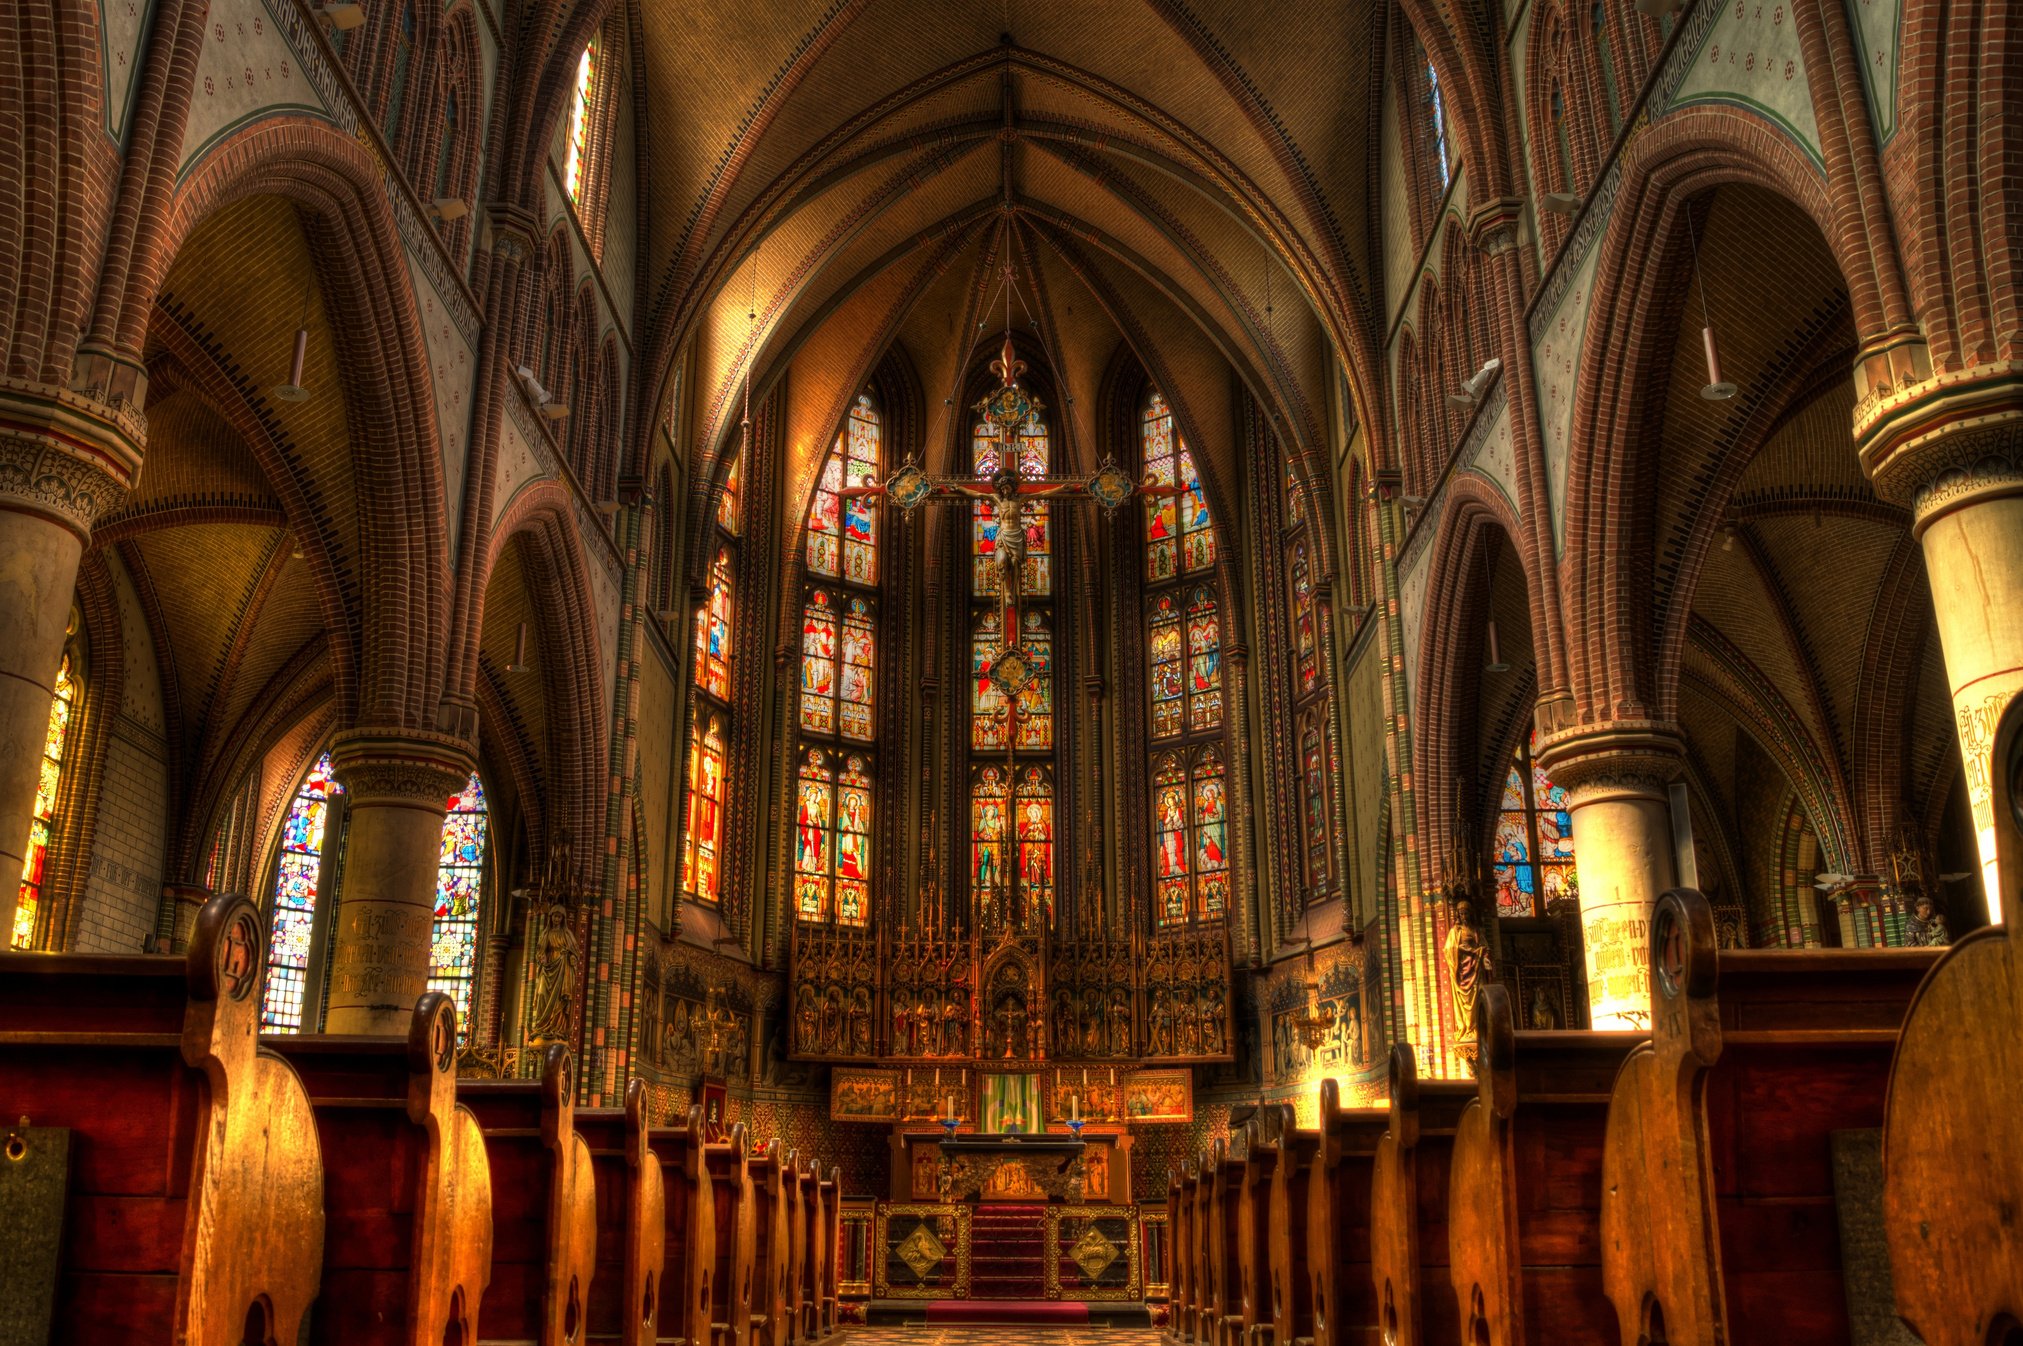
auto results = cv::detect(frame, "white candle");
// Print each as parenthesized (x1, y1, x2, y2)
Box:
(1070, 1094, 1079, 1121)
(945, 1094, 954, 1121)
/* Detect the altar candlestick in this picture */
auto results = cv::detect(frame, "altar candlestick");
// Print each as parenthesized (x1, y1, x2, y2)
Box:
(1070, 1094, 1079, 1121)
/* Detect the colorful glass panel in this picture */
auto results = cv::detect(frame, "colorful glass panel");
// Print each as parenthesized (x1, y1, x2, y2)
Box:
(834, 756, 872, 927)
(429, 772, 486, 1039)
(13, 654, 76, 949)
(972, 766, 1009, 896)
(807, 395, 880, 582)
(695, 545, 735, 701)
(1014, 611, 1052, 751)
(1492, 731, 1576, 918)
(839, 597, 876, 742)
(972, 609, 1008, 751)
(1152, 754, 1190, 925)
(1015, 767, 1054, 921)
(1148, 594, 1183, 740)
(565, 39, 597, 202)
(1302, 720, 1330, 891)
(1185, 587, 1222, 732)
(799, 591, 838, 734)
(806, 454, 842, 577)
(263, 752, 343, 1032)
(1143, 393, 1180, 582)
(682, 715, 726, 903)
(1291, 542, 1319, 695)
(972, 416, 1051, 597)
(793, 751, 834, 920)
(1193, 752, 1229, 918)
(717, 449, 743, 534)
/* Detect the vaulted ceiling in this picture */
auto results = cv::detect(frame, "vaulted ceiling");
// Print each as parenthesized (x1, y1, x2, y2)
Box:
(631, 1, 1391, 501)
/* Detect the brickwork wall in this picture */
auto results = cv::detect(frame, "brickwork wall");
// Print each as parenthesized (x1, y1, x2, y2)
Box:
(73, 717, 171, 954)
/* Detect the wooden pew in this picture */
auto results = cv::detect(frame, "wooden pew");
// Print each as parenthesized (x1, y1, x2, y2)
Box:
(748, 1142, 792, 1346)
(1447, 985, 1643, 1346)
(1602, 887, 1940, 1346)
(462, 1042, 600, 1346)
(1235, 1106, 1286, 1346)
(1882, 703, 2023, 1346)
(1303, 1079, 1387, 1346)
(1368, 1046, 1471, 1346)
(647, 1105, 714, 1346)
(1192, 1152, 1217, 1345)
(1168, 1164, 1196, 1342)
(813, 1165, 840, 1338)
(782, 1156, 808, 1344)
(274, 991, 493, 1345)
(578, 1078, 667, 1346)
(0, 892, 325, 1345)
(702, 1128, 757, 1346)
(1204, 1138, 1248, 1346)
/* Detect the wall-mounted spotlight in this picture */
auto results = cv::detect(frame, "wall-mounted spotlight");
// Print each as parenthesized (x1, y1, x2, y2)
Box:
(1446, 357, 1502, 411)
(516, 365, 570, 421)
(430, 198, 470, 222)
(1541, 192, 1582, 216)
(272, 327, 310, 403)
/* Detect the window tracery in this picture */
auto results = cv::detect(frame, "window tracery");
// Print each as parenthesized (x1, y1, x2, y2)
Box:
(430, 772, 486, 1038)
(1493, 730, 1576, 918)
(263, 752, 343, 1032)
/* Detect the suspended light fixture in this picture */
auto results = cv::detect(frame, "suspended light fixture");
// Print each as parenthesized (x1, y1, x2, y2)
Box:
(272, 278, 312, 403)
(1687, 208, 1736, 401)
(1485, 619, 1510, 674)
(506, 621, 531, 673)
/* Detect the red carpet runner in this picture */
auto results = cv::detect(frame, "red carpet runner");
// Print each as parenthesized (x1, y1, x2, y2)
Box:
(965, 1203, 1049, 1299)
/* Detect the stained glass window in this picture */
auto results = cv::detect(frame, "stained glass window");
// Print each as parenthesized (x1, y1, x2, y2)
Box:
(430, 772, 486, 1039)
(263, 752, 343, 1032)
(1153, 748, 1228, 926)
(972, 415, 1051, 597)
(800, 590, 875, 741)
(1291, 542, 1319, 695)
(971, 608, 1050, 751)
(800, 591, 838, 734)
(1492, 730, 1576, 918)
(565, 38, 598, 203)
(717, 448, 743, 535)
(1142, 391, 1216, 581)
(972, 765, 1009, 896)
(13, 653, 77, 949)
(1185, 586, 1223, 733)
(682, 715, 726, 904)
(973, 608, 1008, 751)
(791, 749, 870, 926)
(807, 394, 880, 583)
(1301, 717, 1330, 892)
(695, 545, 735, 701)
(1015, 766, 1054, 921)
(1148, 593, 1183, 740)
(1427, 57, 1451, 189)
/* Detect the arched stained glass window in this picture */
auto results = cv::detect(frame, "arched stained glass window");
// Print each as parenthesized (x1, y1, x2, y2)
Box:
(682, 714, 726, 903)
(1427, 57, 1452, 188)
(1152, 747, 1229, 926)
(800, 591, 875, 741)
(13, 653, 77, 949)
(1142, 391, 1216, 580)
(807, 394, 880, 583)
(791, 749, 870, 927)
(973, 415, 1051, 596)
(1291, 542, 1319, 695)
(430, 772, 486, 1038)
(1493, 730, 1575, 918)
(1149, 593, 1184, 740)
(695, 545, 735, 701)
(565, 37, 598, 202)
(1015, 766, 1055, 921)
(972, 765, 1009, 896)
(1301, 716, 1330, 891)
(971, 608, 1051, 751)
(717, 447, 744, 534)
(1185, 586, 1223, 734)
(264, 752, 344, 1032)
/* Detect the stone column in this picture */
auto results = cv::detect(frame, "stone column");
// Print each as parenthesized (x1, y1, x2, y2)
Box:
(325, 727, 476, 1034)
(1536, 722, 1683, 1031)
(0, 382, 143, 944)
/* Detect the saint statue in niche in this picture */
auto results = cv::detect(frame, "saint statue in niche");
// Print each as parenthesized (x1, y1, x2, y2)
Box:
(528, 902, 581, 1043)
(1443, 898, 1492, 1045)
(1908, 895, 1952, 948)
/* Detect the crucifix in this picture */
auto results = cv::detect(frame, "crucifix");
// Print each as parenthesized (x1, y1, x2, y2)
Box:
(844, 278, 1177, 929)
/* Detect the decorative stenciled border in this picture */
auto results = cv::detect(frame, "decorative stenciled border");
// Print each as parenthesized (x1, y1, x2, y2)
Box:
(872, 1202, 971, 1299)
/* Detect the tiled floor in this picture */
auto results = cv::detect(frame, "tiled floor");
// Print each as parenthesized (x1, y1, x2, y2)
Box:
(841, 1330, 1164, 1346)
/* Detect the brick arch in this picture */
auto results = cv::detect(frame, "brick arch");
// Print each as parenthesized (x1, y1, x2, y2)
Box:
(1557, 111, 1859, 728)
(158, 116, 451, 731)
(1411, 475, 1534, 869)
(484, 481, 610, 877)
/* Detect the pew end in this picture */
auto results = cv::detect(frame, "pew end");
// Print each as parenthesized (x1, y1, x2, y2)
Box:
(1303, 1078, 1384, 1346)
(1369, 1045, 1472, 1346)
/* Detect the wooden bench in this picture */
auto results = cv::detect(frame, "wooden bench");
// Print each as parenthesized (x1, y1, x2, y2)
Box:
(1448, 985, 1644, 1346)
(462, 1042, 599, 1346)
(782, 1156, 808, 1344)
(648, 1105, 714, 1346)
(1235, 1106, 1286, 1346)
(813, 1165, 840, 1337)
(1169, 1163, 1199, 1342)
(1303, 1078, 1388, 1346)
(703, 1129, 758, 1346)
(1369, 1045, 1472, 1346)
(578, 1078, 667, 1346)
(273, 991, 493, 1345)
(1203, 1138, 1247, 1346)
(1602, 887, 1940, 1346)
(0, 892, 324, 1344)
(747, 1142, 793, 1346)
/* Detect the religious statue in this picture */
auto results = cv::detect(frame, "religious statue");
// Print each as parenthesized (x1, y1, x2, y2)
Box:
(913, 998, 936, 1057)
(1908, 895, 1953, 948)
(1108, 988, 1132, 1056)
(848, 987, 873, 1056)
(1052, 989, 1076, 1057)
(1529, 984, 1559, 1030)
(823, 986, 845, 1053)
(892, 992, 913, 1055)
(1202, 981, 1227, 1053)
(940, 990, 967, 1056)
(796, 984, 819, 1054)
(527, 902, 581, 1043)
(1444, 898, 1493, 1045)
(1150, 989, 1174, 1055)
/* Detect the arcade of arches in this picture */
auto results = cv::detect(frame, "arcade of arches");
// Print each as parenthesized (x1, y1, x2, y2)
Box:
(3, 0, 2022, 1333)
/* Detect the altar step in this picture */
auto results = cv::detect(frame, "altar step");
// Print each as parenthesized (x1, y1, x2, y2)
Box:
(967, 1202, 1048, 1299)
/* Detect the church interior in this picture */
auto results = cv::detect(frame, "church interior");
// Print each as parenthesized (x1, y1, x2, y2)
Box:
(2, 0, 2021, 1340)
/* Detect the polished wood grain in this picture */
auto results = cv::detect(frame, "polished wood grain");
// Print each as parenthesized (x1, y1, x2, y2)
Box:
(1303, 1079, 1386, 1346)
(648, 1106, 714, 1346)
(1367, 1046, 1470, 1346)
(578, 1078, 668, 1346)
(704, 1129, 758, 1346)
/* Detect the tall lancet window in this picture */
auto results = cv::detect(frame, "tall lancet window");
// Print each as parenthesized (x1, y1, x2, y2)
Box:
(13, 649, 78, 949)
(565, 36, 599, 202)
(1492, 729, 1576, 918)
(264, 752, 344, 1032)
(1142, 388, 1226, 925)
(683, 445, 743, 908)
(1286, 471, 1336, 903)
(431, 772, 487, 1038)
(795, 392, 881, 926)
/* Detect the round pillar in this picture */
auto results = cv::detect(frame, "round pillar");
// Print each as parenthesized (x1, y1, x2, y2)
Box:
(1536, 723, 1682, 1030)
(0, 382, 142, 944)
(325, 728, 476, 1034)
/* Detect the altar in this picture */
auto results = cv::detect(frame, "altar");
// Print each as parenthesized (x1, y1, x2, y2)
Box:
(890, 1127, 1132, 1203)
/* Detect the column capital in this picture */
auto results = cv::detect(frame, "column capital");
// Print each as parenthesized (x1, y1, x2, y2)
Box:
(1533, 719, 1683, 805)
(1854, 361, 2023, 522)
(329, 727, 476, 808)
(0, 377, 146, 539)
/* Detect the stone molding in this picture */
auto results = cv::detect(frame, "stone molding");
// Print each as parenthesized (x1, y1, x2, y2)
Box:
(329, 727, 477, 809)
(1534, 719, 1684, 807)
(0, 378, 147, 538)
(1853, 361, 2023, 512)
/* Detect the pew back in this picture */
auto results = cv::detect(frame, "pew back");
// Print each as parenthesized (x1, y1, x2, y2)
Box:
(648, 1106, 714, 1346)
(1367, 1046, 1471, 1346)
